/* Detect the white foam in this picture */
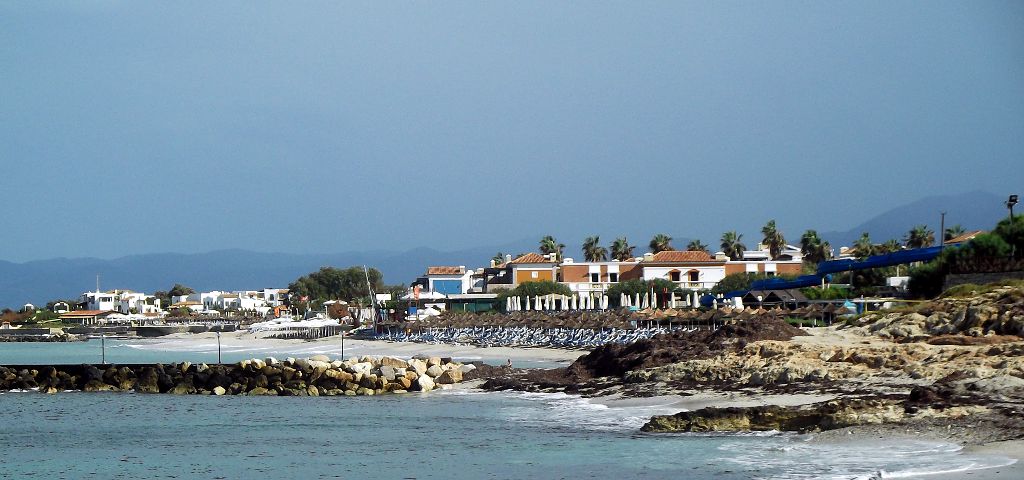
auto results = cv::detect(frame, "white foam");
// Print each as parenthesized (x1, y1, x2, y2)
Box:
(719, 436, 1018, 480)
(496, 391, 682, 432)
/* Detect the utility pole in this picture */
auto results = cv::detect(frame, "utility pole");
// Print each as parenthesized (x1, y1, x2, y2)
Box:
(939, 211, 946, 251)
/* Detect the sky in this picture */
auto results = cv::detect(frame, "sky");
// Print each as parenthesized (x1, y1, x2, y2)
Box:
(1, 1, 1022, 262)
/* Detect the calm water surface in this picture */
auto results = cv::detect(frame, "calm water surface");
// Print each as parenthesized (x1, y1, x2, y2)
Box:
(0, 342, 1014, 479)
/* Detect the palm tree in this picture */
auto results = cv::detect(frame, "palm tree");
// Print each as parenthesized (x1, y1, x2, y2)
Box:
(760, 220, 786, 260)
(944, 224, 966, 242)
(903, 225, 935, 249)
(649, 234, 674, 253)
(492, 252, 506, 265)
(720, 231, 746, 260)
(880, 239, 902, 254)
(686, 239, 709, 253)
(799, 230, 832, 264)
(582, 236, 608, 262)
(539, 235, 565, 260)
(853, 232, 874, 259)
(610, 237, 635, 261)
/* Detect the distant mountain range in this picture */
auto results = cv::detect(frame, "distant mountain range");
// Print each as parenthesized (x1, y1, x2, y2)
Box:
(0, 190, 1011, 309)
(819, 190, 1007, 248)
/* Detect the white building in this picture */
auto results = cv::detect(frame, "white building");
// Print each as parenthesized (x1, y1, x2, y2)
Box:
(79, 290, 161, 314)
(418, 266, 474, 295)
(639, 251, 727, 290)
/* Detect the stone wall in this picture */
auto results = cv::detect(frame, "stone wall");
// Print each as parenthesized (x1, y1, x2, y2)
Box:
(0, 355, 473, 396)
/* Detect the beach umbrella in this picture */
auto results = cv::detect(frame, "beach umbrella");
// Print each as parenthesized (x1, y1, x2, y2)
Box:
(669, 292, 677, 309)
(524, 296, 530, 311)
(634, 293, 641, 308)
(601, 295, 608, 310)
(712, 298, 718, 309)
(692, 292, 699, 309)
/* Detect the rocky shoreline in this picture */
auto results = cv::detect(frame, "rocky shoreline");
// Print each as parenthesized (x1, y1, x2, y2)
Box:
(479, 285, 1024, 447)
(0, 355, 471, 396)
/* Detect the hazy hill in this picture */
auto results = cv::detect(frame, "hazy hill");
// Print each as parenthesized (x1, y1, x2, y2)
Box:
(1, 191, 1013, 308)
(0, 240, 535, 309)
(819, 191, 1008, 248)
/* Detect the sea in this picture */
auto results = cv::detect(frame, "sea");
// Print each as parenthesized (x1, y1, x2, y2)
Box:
(0, 340, 1016, 479)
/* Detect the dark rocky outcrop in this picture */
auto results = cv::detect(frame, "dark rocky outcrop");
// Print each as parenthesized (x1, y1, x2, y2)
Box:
(641, 397, 907, 433)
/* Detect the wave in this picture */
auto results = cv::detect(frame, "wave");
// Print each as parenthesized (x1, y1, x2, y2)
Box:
(719, 436, 1016, 479)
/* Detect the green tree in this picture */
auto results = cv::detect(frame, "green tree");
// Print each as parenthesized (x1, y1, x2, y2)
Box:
(993, 215, 1024, 256)
(853, 232, 874, 259)
(169, 284, 195, 297)
(582, 236, 608, 262)
(288, 266, 384, 304)
(495, 280, 572, 310)
(539, 236, 565, 260)
(686, 239, 709, 254)
(610, 237, 635, 261)
(492, 252, 507, 265)
(606, 279, 683, 307)
(799, 230, 832, 264)
(710, 272, 776, 296)
(649, 233, 674, 253)
(904, 225, 935, 249)
(760, 220, 786, 260)
(944, 224, 966, 242)
(720, 231, 746, 260)
(154, 283, 196, 307)
(879, 239, 902, 254)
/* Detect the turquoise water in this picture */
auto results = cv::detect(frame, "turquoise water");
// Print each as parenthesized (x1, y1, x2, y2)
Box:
(0, 389, 1011, 479)
(0, 342, 1015, 478)
(0, 339, 563, 369)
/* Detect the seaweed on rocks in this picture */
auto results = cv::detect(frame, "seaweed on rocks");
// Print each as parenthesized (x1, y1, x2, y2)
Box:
(571, 316, 807, 379)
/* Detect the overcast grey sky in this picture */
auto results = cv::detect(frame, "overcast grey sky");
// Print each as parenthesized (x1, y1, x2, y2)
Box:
(2, 1, 1022, 262)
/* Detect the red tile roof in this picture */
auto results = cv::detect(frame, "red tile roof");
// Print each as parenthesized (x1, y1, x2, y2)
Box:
(509, 253, 557, 264)
(648, 251, 716, 262)
(427, 266, 465, 275)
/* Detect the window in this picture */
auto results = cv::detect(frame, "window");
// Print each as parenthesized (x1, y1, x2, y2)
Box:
(609, 273, 618, 283)
(531, 271, 539, 279)
(669, 271, 681, 282)
(590, 273, 600, 283)
(688, 271, 699, 282)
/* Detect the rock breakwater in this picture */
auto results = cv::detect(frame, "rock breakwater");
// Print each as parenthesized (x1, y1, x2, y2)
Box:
(0, 355, 472, 396)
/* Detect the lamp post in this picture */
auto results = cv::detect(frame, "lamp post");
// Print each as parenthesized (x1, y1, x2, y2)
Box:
(216, 331, 222, 364)
(1008, 195, 1019, 221)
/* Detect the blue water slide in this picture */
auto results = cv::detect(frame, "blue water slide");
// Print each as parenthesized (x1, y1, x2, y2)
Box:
(750, 274, 823, 291)
(815, 246, 943, 275)
(746, 246, 943, 293)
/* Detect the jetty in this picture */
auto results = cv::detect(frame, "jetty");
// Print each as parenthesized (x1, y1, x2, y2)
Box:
(0, 355, 471, 396)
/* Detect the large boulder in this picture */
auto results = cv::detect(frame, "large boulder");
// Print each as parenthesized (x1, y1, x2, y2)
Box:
(380, 356, 410, 369)
(408, 359, 428, 375)
(416, 374, 435, 393)
(436, 369, 463, 384)
(426, 365, 444, 378)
